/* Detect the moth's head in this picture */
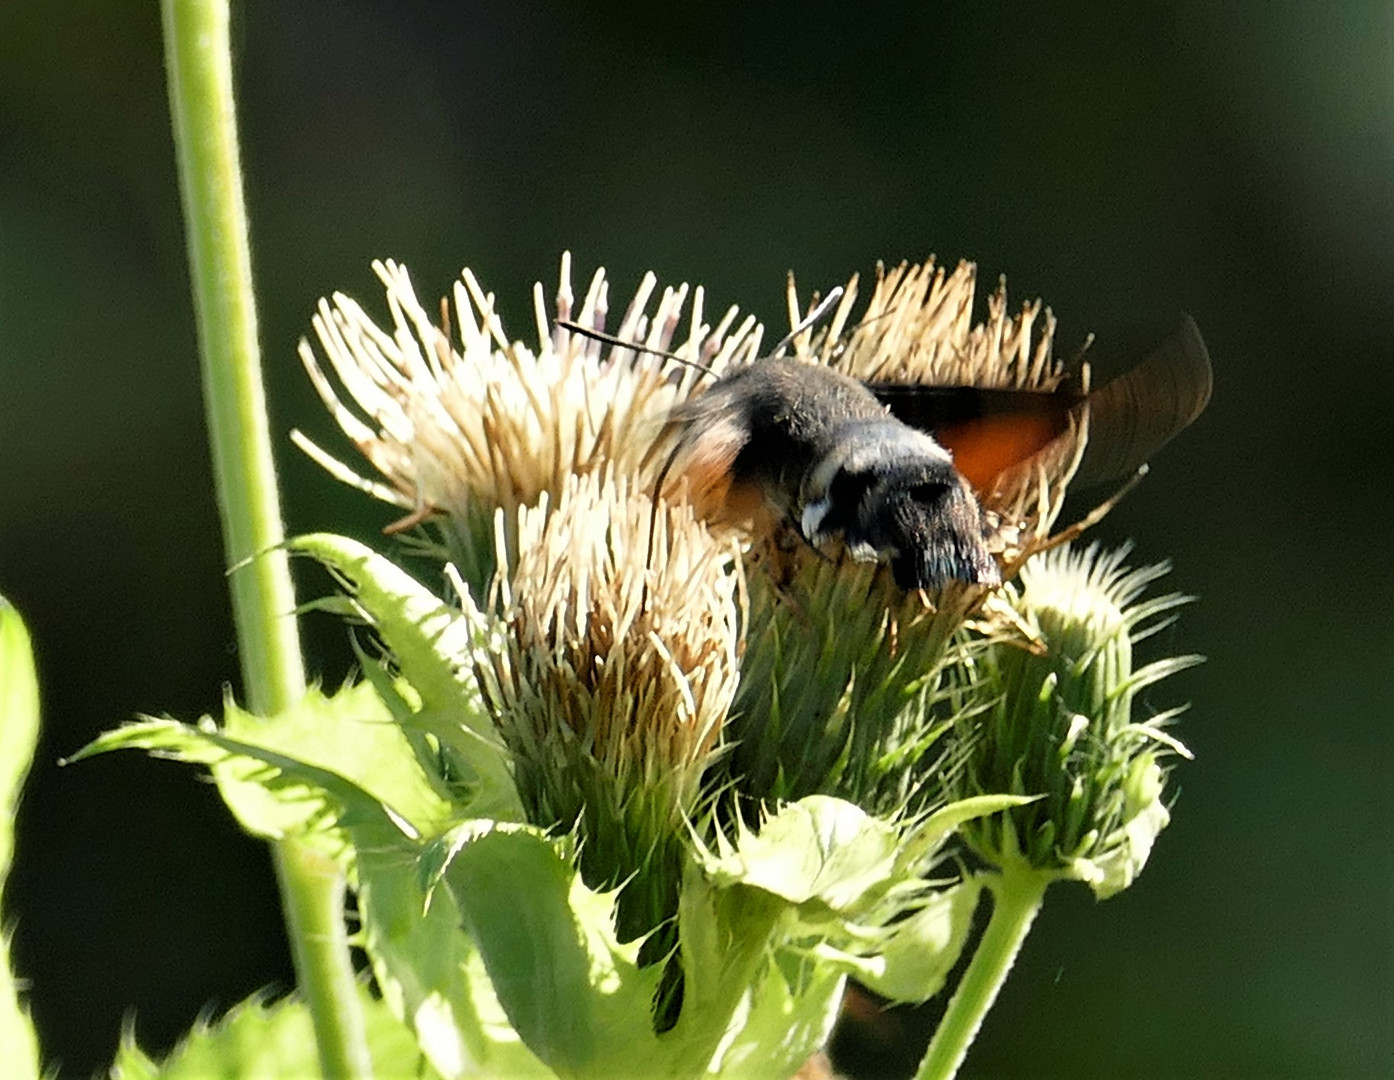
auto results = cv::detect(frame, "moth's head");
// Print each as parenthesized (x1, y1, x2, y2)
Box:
(801, 420, 1000, 591)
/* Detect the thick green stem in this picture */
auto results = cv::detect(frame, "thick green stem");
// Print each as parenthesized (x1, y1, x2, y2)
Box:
(915, 868, 1052, 1080)
(161, 2, 370, 1075)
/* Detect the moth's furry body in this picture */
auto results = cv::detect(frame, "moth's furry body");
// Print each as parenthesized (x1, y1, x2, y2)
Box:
(673, 358, 999, 590)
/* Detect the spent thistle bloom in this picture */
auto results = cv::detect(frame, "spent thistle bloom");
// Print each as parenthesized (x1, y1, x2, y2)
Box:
(296, 254, 761, 594)
(467, 469, 743, 1013)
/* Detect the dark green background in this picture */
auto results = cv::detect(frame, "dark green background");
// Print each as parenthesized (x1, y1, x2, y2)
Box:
(2, 2, 1390, 1077)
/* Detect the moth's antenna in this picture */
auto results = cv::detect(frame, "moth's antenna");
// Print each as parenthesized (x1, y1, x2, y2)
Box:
(770, 285, 845, 355)
(555, 319, 718, 380)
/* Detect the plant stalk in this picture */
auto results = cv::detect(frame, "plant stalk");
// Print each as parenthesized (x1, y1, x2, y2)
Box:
(915, 868, 1051, 1080)
(161, 2, 370, 1075)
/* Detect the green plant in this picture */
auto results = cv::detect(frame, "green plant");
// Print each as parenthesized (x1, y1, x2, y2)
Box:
(0, 5, 1200, 1078)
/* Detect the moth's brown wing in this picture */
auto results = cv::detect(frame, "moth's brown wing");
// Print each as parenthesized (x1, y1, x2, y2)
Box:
(870, 385, 1077, 493)
(1070, 315, 1212, 487)
(870, 316, 1213, 491)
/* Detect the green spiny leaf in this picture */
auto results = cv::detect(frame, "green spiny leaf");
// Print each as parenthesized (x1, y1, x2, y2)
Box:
(290, 533, 521, 821)
(107, 982, 436, 1080)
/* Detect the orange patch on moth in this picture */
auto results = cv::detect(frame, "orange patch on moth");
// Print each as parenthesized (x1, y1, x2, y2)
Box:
(937, 413, 1070, 493)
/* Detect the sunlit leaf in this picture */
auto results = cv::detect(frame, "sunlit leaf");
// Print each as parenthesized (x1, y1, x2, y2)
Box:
(107, 983, 436, 1080)
(290, 533, 520, 821)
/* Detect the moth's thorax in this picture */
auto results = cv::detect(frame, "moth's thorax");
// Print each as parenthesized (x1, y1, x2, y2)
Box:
(800, 419, 955, 513)
(672, 358, 889, 523)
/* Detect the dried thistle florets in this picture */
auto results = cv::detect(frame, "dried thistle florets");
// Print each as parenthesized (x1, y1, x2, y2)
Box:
(296, 254, 763, 588)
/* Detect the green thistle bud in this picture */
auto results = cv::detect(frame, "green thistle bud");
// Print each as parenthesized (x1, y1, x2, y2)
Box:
(951, 543, 1200, 897)
(725, 558, 966, 815)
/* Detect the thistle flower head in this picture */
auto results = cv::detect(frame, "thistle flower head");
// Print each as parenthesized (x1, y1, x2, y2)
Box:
(297, 254, 762, 592)
(476, 470, 742, 826)
(467, 469, 743, 947)
(950, 543, 1200, 896)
